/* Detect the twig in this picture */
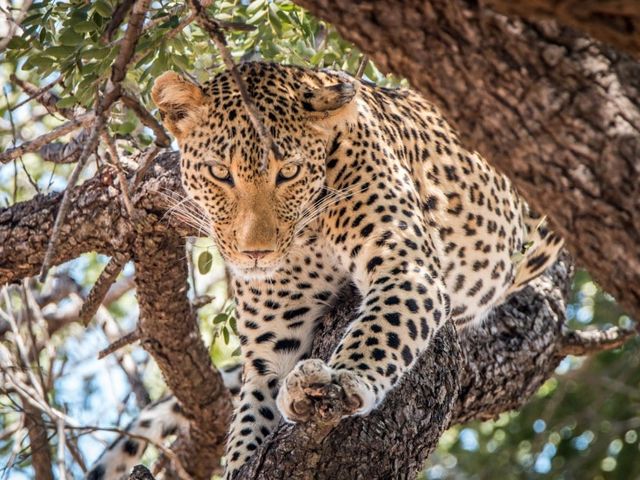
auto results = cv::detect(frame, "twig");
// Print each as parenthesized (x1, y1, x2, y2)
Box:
(104, 0, 137, 41)
(121, 93, 171, 147)
(560, 326, 637, 356)
(98, 329, 141, 359)
(102, 0, 152, 109)
(38, 119, 105, 282)
(0, 112, 95, 164)
(102, 133, 137, 218)
(79, 252, 130, 326)
(56, 418, 67, 480)
(188, 0, 281, 170)
(131, 145, 161, 189)
(9, 76, 66, 116)
(4, 83, 40, 193)
(355, 54, 369, 79)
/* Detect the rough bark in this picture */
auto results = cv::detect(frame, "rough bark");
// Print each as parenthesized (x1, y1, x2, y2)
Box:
(133, 224, 231, 479)
(0, 152, 185, 285)
(485, 0, 640, 58)
(293, 0, 640, 320)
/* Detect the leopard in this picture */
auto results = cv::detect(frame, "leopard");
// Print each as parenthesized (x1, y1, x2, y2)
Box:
(86, 62, 563, 480)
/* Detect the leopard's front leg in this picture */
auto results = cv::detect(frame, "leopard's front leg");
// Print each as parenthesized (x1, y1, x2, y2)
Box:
(278, 193, 448, 422)
(224, 245, 345, 479)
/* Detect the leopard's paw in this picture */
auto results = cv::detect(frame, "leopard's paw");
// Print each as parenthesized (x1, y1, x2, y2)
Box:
(276, 359, 376, 423)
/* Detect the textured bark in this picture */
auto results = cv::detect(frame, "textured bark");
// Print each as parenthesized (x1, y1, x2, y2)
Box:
(293, 0, 640, 320)
(133, 224, 231, 480)
(236, 255, 572, 479)
(485, 0, 640, 58)
(0, 152, 185, 285)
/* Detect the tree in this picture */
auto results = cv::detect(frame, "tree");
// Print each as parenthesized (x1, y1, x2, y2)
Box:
(0, 1, 637, 479)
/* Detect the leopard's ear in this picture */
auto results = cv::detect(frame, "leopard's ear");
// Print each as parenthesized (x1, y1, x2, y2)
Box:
(151, 72, 205, 140)
(303, 76, 360, 131)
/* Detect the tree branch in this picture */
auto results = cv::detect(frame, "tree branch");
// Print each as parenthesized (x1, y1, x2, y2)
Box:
(560, 325, 637, 356)
(133, 225, 231, 480)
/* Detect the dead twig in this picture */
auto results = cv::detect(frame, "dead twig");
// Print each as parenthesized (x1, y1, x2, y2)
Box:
(121, 93, 171, 147)
(102, 133, 137, 219)
(0, 112, 95, 164)
(355, 54, 369, 79)
(97, 329, 141, 359)
(9, 76, 66, 116)
(188, 0, 281, 170)
(79, 252, 130, 326)
(560, 326, 637, 356)
(131, 145, 161, 189)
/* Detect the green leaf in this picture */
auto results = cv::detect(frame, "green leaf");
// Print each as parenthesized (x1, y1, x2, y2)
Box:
(22, 54, 55, 70)
(60, 28, 84, 45)
(56, 96, 78, 108)
(212, 313, 227, 325)
(222, 326, 230, 345)
(229, 316, 237, 335)
(231, 347, 241, 357)
(197, 251, 214, 274)
(73, 21, 98, 33)
(93, 0, 112, 18)
(45, 45, 76, 58)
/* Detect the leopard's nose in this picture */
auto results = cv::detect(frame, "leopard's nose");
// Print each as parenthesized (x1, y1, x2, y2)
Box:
(242, 250, 274, 260)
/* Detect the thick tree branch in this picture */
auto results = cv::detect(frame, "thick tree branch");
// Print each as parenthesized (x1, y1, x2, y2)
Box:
(133, 223, 231, 480)
(484, 0, 640, 58)
(293, 0, 640, 320)
(0, 152, 185, 285)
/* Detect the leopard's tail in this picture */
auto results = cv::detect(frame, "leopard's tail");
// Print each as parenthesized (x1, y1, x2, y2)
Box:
(85, 363, 242, 480)
(504, 207, 564, 298)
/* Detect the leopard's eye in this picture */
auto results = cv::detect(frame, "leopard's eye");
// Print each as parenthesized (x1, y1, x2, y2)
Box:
(205, 163, 233, 185)
(277, 163, 301, 184)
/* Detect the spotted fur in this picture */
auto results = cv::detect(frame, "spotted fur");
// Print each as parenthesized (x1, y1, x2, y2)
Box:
(89, 62, 563, 479)
(85, 364, 242, 480)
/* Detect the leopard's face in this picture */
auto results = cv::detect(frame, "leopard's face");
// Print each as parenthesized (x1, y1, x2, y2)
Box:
(152, 64, 359, 279)
(180, 128, 327, 279)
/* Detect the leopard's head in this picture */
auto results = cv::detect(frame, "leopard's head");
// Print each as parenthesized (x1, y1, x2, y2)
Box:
(152, 63, 359, 279)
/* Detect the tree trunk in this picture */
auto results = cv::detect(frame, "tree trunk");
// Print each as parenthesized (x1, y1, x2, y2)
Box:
(293, 0, 640, 320)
